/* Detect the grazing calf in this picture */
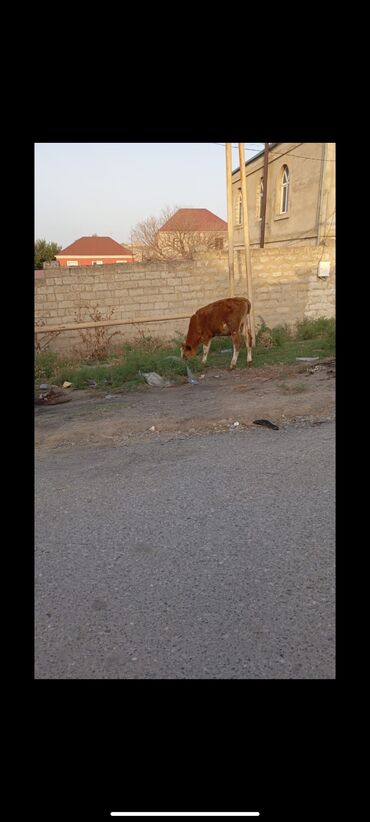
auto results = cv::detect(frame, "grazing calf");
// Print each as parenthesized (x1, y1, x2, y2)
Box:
(180, 297, 252, 369)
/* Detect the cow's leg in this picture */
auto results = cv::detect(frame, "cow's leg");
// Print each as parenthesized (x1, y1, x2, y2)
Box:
(240, 314, 252, 365)
(201, 339, 212, 364)
(230, 331, 241, 369)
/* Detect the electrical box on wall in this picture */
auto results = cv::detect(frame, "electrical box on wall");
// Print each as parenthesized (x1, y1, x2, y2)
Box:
(318, 261, 330, 278)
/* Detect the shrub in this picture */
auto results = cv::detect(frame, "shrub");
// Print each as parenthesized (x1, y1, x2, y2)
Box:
(258, 330, 273, 348)
(35, 351, 61, 382)
(295, 317, 335, 340)
(256, 316, 272, 346)
(271, 323, 292, 346)
(74, 304, 120, 361)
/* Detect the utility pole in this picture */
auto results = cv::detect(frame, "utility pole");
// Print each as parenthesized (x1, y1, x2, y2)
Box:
(225, 143, 234, 297)
(238, 142, 255, 346)
(260, 142, 269, 248)
(317, 142, 327, 246)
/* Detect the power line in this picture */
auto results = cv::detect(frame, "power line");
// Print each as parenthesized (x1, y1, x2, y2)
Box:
(253, 209, 336, 246)
(213, 142, 335, 162)
(213, 143, 263, 151)
(284, 153, 335, 162)
(267, 147, 336, 163)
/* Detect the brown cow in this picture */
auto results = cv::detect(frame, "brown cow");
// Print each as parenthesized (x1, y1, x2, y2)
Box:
(180, 297, 252, 370)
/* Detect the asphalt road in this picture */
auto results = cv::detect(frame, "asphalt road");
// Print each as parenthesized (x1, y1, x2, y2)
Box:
(35, 421, 335, 679)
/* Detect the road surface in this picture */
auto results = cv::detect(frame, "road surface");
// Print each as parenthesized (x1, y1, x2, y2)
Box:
(35, 421, 335, 678)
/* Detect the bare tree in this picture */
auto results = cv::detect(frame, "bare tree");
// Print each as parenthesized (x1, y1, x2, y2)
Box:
(131, 206, 226, 261)
(130, 206, 178, 261)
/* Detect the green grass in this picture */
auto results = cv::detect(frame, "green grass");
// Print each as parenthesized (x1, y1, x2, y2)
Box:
(295, 316, 335, 342)
(35, 341, 192, 391)
(35, 318, 335, 390)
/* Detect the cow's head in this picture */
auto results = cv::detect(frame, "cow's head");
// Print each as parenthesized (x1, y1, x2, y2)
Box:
(181, 313, 201, 359)
(180, 343, 195, 360)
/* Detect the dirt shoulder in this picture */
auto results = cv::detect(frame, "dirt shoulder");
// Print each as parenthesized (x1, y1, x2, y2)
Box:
(35, 359, 335, 451)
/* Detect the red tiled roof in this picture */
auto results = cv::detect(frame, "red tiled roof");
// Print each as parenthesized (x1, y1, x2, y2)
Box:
(159, 209, 227, 232)
(57, 236, 132, 256)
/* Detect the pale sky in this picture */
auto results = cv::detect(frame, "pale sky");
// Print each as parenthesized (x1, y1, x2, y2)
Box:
(34, 143, 265, 249)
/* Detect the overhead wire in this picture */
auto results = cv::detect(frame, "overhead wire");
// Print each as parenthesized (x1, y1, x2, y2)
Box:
(213, 142, 335, 162)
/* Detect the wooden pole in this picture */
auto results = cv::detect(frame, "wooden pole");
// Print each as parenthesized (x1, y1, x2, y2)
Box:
(317, 142, 327, 246)
(225, 143, 235, 297)
(238, 142, 255, 346)
(260, 142, 269, 248)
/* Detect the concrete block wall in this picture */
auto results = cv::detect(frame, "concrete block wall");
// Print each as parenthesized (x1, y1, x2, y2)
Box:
(35, 245, 335, 354)
(245, 244, 336, 329)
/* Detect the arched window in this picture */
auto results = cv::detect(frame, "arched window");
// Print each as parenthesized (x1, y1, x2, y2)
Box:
(235, 191, 243, 225)
(280, 165, 290, 214)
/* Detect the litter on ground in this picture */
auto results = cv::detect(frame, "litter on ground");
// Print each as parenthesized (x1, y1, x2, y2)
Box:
(139, 371, 172, 388)
(253, 419, 279, 430)
(186, 366, 199, 384)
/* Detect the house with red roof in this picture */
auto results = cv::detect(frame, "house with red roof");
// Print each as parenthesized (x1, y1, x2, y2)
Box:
(55, 236, 134, 267)
(157, 208, 227, 259)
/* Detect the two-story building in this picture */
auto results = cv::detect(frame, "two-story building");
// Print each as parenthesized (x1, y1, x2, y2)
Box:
(157, 208, 228, 258)
(232, 143, 335, 249)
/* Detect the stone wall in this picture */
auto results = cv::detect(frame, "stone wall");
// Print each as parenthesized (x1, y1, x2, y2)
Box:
(239, 243, 335, 328)
(35, 245, 335, 354)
